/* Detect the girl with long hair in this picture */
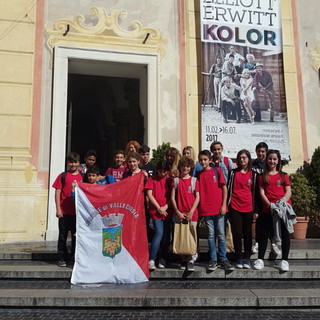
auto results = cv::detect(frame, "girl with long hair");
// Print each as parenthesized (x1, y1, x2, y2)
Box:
(165, 147, 181, 178)
(253, 150, 292, 272)
(182, 146, 202, 176)
(227, 149, 258, 269)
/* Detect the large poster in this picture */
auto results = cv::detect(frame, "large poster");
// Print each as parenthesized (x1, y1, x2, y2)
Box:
(201, 0, 290, 159)
(71, 173, 149, 284)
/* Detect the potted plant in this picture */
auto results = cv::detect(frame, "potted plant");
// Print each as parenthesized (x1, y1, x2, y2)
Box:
(290, 172, 317, 239)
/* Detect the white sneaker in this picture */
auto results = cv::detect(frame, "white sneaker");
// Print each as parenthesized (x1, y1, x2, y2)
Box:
(192, 253, 199, 262)
(280, 260, 289, 272)
(271, 243, 281, 256)
(253, 259, 264, 270)
(243, 259, 251, 269)
(158, 258, 166, 269)
(179, 263, 186, 270)
(187, 261, 195, 271)
(235, 259, 243, 269)
(149, 260, 155, 270)
(252, 243, 259, 254)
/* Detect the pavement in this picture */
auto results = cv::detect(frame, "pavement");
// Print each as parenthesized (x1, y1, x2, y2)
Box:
(1, 308, 320, 320)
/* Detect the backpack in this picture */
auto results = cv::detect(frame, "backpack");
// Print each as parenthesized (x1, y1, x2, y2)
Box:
(173, 177, 197, 194)
(60, 171, 84, 188)
(195, 167, 220, 181)
(211, 156, 230, 170)
(223, 156, 230, 170)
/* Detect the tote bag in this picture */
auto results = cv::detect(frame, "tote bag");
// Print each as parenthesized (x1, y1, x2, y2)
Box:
(173, 221, 197, 255)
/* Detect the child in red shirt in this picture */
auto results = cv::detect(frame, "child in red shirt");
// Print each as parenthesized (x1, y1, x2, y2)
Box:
(171, 157, 200, 271)
(105, 150, 127, 182)
(254, 149, 292, 272)
(227, 149, 258, 269)
(145, 160, 171, 270)
(52, 152, 83, 267)
(197, 150, 234, 271)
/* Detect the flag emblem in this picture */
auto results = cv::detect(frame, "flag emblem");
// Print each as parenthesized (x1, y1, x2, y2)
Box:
(102, 214, 124, 258)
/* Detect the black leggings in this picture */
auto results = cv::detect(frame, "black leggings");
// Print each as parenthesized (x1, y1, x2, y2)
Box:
(57, 215, 76, 261)
(229, 209, 253, 260)
(256, 213, 290, 260)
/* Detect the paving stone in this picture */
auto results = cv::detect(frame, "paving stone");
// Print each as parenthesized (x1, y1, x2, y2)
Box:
(1, 308, 320, 319)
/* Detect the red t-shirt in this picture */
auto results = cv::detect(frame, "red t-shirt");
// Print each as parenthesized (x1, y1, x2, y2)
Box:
(172, 177, 199, 222)
(105, 166, 127, 182)
(259, 173, 292, 213)
(230, 171, 253, 212)
(145, 176, 171, 220)
(198, 168, 226, 216)
(52, 171, 83, 215)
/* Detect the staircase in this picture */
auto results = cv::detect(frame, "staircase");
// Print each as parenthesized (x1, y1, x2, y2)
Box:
(0, 240, 319, 310)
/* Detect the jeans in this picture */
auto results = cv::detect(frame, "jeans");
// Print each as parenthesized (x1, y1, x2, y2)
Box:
(205, 215, 227, 262)
(149, 219, 171, 261)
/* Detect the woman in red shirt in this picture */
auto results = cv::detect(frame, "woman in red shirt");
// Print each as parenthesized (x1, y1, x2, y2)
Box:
(253, 150, 292, 272)
(227, 149, 258, 269)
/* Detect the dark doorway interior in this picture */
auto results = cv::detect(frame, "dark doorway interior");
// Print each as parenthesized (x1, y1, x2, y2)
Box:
(67, 74, 144, 173)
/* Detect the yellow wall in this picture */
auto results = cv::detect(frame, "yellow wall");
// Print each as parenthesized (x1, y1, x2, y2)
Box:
(0, 0, 47, 242)
(184, 0, 305, 170)
(184, 0, 202, 153)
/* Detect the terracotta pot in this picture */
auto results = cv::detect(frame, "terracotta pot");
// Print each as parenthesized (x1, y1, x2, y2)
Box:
(291, 216, 310, 239)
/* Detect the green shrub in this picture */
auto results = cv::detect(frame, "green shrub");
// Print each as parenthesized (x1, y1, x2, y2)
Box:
(151, 142, 171, 165)
(293, 147, 320, 230)
(305, 147, 320, 205)
(290, 172, 317, 217)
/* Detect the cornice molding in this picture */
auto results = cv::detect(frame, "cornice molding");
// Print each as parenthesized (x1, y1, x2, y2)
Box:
(45, 7, 167, 59)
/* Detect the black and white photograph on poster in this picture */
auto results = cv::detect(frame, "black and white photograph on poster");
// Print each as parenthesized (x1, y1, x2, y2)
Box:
(200, 0, 290, 159)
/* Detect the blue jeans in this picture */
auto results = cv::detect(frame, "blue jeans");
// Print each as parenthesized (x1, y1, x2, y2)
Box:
(205, 215, 227, 262)
(149, 219, 170, 261)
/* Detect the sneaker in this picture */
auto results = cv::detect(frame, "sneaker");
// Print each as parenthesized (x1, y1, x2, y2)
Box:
(235, 259, 243, 269)
(220, 260, 235, 271)
(280, 260, 289, 272)
(179, 262, 186, 270)
(187, 261, 195, 271)
(207, 260, 218, 271)
(243, 259, 251, 269)
(253, 259, 264, 270)
(251, 242, 259, 254)
(271, 243, 282, 256)
(158, 258, 166, 269)
(149, 260, 156, 270)
(57, 260, 67, 267)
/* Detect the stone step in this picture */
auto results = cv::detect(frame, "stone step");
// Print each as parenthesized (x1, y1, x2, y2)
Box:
(0, 285, 319, 308)
(0, 260, 319, 280)
(0, 243, 320, 261)
(0, 239, 319, 261)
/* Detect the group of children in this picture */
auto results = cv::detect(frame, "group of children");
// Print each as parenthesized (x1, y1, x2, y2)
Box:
(53, 140, 293, 273)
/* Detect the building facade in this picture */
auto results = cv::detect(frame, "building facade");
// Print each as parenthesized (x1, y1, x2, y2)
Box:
(0, 0, 319, 242)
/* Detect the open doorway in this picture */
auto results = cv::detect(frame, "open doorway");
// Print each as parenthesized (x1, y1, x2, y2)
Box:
(67, 74, 144, 173)
(47, 47, 159, 241)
